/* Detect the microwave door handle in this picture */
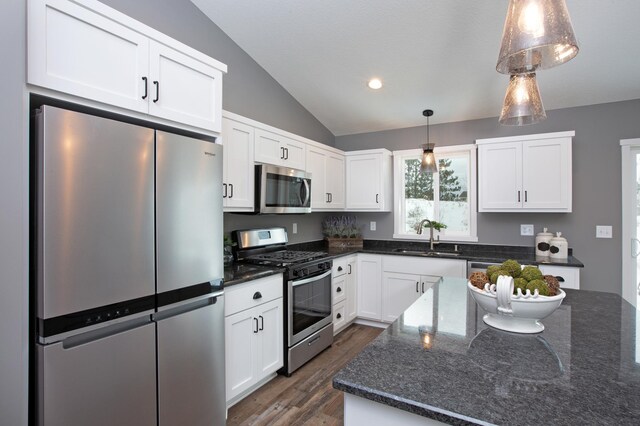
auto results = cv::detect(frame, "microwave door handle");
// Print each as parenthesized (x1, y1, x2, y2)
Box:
(301, 178, 311, 207)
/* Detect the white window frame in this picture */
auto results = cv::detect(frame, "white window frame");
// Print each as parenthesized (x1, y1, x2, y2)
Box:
(392, 144, 477, 242)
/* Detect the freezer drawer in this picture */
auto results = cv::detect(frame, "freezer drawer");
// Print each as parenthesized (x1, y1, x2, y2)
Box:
(155, 132, 223, 294)
(37, 320, 156, 426)
(156, 294, 226, 426)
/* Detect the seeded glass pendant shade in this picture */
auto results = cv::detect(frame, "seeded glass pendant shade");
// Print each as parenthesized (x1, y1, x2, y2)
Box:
(496, 0, 579, 74)
(499, 73, 546, 125)
(420, 109, 438, 174)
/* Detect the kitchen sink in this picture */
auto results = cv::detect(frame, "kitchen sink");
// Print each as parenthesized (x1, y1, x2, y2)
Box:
(392, 248, 460, 257)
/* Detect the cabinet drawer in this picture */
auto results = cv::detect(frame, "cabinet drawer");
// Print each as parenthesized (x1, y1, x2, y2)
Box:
(333, 300, 346, 333)
(225, 274, 283, 316)
(538, 265, 580, 290)
(332, 258, 347, 277)
(333, 274, 346, 304)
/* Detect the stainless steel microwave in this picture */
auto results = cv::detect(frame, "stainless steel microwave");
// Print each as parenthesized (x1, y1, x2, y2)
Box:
(255, 164, 312, 214)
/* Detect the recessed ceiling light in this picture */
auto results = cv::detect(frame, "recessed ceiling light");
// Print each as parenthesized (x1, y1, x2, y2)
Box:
(368, 78, 382, 90)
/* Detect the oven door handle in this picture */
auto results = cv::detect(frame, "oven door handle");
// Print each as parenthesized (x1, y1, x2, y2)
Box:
(290, 270, 332, 287)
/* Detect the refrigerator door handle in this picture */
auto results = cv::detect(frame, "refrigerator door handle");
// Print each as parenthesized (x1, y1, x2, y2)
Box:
(153, 292, 223, 322)
(62, 314, 152, 349)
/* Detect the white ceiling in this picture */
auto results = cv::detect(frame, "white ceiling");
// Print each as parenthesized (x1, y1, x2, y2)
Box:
(192, 0, 640, 136)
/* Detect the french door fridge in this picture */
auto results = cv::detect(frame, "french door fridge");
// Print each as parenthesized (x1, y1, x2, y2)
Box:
(34, 106, 225, 425)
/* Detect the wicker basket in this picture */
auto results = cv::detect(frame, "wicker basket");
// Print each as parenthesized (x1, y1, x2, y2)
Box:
(325, 237, 363, 248)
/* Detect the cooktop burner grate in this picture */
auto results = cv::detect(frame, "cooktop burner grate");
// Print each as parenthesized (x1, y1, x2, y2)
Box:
(244, 250, 327, 266)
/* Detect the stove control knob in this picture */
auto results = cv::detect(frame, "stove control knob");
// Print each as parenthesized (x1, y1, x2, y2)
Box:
(325, 261, 331, 270)
(302, 268, 308, 276)
(318, 263, 325, 270)
(293, 269, 299, 277)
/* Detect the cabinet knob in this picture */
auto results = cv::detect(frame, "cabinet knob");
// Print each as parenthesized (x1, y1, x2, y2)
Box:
(337, 287, 342, 293)
(336, 313, 342, 319)
(337, 266, 343, 272)
(555, 276, 565, 282)
(253, 291, 262, 300)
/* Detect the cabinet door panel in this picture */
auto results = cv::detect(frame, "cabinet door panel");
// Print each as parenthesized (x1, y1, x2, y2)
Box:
(149, 41, 222, 132)
(357, 255, 382, 320)
(255, 129, 284, 166)
(307, 147, 328, 209)
(346, 258, 358, 322)
(29, 0, 149, 113)
(522, 139, 571, 210)
(257, 299, 284, 378)
(225, 310, 257, 402)
(382, 272, 422, 322)
(479, 142, 522, 210)
(282, 137, 306, 170)
(326, 153, 346, 209)
(347, 155, 380, 209)
(222, 119, 255, 211)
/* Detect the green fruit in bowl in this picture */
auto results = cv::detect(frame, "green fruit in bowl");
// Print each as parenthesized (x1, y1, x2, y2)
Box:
(501, 259, 522, 278)
(521, 265, 543, 282)
(526, 279, 551, 296)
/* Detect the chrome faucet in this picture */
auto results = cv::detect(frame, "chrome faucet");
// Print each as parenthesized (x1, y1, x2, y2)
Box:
(417, 219, 440, 250)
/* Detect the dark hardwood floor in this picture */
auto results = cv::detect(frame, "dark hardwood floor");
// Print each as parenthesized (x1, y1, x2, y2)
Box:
(227, 324, 383, 426)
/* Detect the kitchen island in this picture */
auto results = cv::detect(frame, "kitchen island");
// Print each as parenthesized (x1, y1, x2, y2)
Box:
(333, 277, 640, 425)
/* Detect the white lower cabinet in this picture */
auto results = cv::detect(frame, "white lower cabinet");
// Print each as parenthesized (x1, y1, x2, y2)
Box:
(224, 274, 283, 405)
(538, 265, 581, 290)
(381, 256, 466, 322)
(333, 255, 358, 334)
(356, 254, 383, 321)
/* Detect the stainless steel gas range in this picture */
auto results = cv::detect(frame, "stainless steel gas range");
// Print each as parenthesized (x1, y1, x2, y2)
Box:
(233, 227, 333, 376)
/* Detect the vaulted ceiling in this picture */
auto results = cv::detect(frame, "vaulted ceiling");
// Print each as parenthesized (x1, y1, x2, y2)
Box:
(192, 0, 640, 136)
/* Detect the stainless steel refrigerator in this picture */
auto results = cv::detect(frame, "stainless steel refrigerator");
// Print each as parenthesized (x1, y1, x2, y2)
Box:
(34, 106, 225, 425)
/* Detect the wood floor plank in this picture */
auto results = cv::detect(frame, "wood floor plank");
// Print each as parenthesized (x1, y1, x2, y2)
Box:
(227, 323, 383, 426)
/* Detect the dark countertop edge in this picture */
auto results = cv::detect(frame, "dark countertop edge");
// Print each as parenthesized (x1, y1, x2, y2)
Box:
(332, 379, 487, 426)
(223, 267, 285, 288)
(288, 240, 584, 268)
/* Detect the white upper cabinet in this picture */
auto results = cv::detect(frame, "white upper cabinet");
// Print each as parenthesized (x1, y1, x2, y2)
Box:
(28, 0, 226, 133)
(254, 129, 306, 170)
(345, 149, 392, 211)
(148, 41, 223, 132)
(306, 145, 345, 210)
(222, 117, 255, 212)
(477, 131, 573, 212)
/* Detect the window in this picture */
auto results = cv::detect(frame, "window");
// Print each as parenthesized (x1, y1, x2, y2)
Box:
(393, 145, 477, 241)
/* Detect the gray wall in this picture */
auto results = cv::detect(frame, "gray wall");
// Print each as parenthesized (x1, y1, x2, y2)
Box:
(224, 213, 324, 244)
(1, 1, 27, 424)
(102, 0, 334, 146)
(336, 99, 640, 295)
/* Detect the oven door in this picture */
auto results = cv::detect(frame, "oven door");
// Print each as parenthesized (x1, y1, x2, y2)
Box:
(288, 270, 332, 346)
(258, 164, 311, 214)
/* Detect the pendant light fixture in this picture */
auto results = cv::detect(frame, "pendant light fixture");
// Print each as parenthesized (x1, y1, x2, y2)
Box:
(496, 0, 579, 74)
(420, 109, 438, 174)
(499, 72, 546, 125)
(496, 0, 579, 126)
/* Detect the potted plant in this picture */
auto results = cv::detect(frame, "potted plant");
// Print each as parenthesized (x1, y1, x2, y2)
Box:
(322, 215, 363, 248)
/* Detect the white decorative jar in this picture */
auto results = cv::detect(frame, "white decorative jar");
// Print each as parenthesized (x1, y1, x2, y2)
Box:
(549, 232, 568, 260)
(535, 227, 554, 257)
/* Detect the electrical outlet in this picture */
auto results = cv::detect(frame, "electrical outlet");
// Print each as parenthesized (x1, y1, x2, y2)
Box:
(596, 225, 612, 238)
(370, 221, 376, 231)
(292, 223, 297, 234)
(520, 224, 534, 236)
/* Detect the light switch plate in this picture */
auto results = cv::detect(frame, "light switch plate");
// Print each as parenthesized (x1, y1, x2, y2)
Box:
(520, 224, 534, 236)
(370, 221, 376, 231)
(292, 223, 298, 234)
(596, 225, 612, 238)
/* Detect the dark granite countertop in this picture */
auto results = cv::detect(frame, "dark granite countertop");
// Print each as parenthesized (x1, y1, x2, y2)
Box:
(223, 263, 285, 287)
(289, 240, 584, 268)
(333, 277, 640, 425)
